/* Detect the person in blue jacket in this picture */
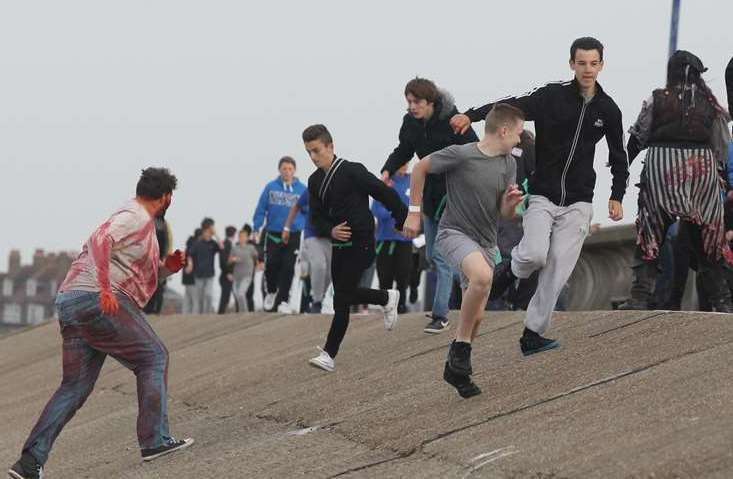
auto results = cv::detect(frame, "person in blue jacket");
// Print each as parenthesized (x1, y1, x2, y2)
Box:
(372, 163, 412, 314)
(253, 156, 307, 312)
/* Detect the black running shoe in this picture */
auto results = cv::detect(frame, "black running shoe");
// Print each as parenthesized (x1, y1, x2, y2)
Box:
(443, 362, 482, 398)
(519, 328, 560, 356)
(309, 301, 322, 314)
(424, 315, 450, 334)
(409, 288, 418, 304)
(489, 261, 517, 301)
(8, 453, 43, 479)
(447, 340, 473, 375)
(141, 437, 195, 462)
(397, 303, 408, 315)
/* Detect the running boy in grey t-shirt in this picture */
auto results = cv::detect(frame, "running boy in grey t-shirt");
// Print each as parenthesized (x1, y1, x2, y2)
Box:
(404, 104, 525, 398)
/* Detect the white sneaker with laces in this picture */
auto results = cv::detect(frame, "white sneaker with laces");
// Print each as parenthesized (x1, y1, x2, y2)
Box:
(383, 289, 400, 330)
(308, 347, 335, 372)
(264, 292, 276, 311)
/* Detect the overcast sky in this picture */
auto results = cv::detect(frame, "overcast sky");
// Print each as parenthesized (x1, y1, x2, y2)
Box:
(1, 0, 731, 288)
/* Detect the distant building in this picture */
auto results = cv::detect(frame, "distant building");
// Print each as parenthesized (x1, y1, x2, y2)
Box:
(0, 249, 75, 326)
(0, 249, 184, 328)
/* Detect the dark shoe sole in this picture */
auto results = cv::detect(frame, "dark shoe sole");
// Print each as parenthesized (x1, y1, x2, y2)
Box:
(521, 339, 560, 357)
(142, 438, 195, 462)
(443, 362, 482, 398)
(424, 323, 449, 334)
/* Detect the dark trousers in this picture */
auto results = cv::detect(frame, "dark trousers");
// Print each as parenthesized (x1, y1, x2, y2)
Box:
(264, 232, 301, 308)
(245, 275, 255, 312)
(324, 241, 388, 358)
(376, 240, 412, 308)
(218, 275, 233, 314)
(143, 281, 166, 314)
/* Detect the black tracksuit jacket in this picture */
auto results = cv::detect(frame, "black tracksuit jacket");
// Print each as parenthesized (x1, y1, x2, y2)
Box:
(726, 57, 732, 122)
(309, 158, 408, 245)
(381, 91, 478, 219)
(465, 79, 629, 206)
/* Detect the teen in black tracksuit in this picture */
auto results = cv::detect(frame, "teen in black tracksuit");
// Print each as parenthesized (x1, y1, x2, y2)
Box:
(726, 57, 733, 122)
(455, 38, 629, 354)
(305, 127, 407, 369)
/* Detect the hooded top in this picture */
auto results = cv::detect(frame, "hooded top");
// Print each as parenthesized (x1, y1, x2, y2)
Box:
(381, 89, 478, 218)
(253, 177, 307, 233)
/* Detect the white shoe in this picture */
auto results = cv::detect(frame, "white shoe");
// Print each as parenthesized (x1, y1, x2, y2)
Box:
(383, 289, 400, 330)
(264, 292, 276, 311)
(308, 347, 334, 372)
(277, 303, 293, 314)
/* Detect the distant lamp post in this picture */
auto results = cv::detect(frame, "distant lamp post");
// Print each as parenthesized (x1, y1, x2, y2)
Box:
(668, 0, 681, 58)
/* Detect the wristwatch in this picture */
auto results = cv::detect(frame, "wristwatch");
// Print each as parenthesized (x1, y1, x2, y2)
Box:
(408, 205, 421, 214)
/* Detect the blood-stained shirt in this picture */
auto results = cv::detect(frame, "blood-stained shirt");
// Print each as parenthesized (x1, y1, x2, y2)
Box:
(60, 199, 160, 308)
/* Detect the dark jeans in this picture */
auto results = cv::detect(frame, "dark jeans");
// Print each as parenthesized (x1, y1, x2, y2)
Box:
(24, 291, 170, 465)
(217, 275, 233, 314)
(324, 240, 388, 358)
(264, 232, 300, 308)
(376, 240, 412, 308)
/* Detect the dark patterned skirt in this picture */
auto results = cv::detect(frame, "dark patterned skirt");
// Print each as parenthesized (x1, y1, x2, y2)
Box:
(636, 146, 727, 261)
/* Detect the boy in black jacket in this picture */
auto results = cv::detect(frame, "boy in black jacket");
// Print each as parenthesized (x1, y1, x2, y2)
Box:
(382, 78, 478, 335)
(304, 124, 408, 372)
(451, 37, 629, 355)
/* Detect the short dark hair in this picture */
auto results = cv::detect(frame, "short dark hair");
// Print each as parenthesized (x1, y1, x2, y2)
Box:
(485, 103, 525, 134)
(225, 226, 237, 237)
(302, 124, 333, 145)
(201, 217, 214, 230)
(136, 167, 177, 199)
(278, 156, 296, 169)
(404, 77, 438, 104)
(570, 37, 604, 62)
(241, 224, 252, 234)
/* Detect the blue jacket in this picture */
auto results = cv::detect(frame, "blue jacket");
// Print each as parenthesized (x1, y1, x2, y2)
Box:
(372, 173, 411, 242)
(253, 177, 307, 233)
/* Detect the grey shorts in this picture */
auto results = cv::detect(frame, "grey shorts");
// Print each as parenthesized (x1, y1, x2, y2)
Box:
(436, 228, 497, 289)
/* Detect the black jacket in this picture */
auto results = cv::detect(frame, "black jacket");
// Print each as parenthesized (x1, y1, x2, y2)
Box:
(465, 79, 629, 206)
(310, 158, 407, 245)
(382, 90, 478, 218)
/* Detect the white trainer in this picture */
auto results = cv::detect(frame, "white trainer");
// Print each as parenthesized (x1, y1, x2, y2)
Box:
(264, 292, 277, 311)
(277, 303, 294, 314)
(383, 289, 400, 330)
(308, 347, 335, 372)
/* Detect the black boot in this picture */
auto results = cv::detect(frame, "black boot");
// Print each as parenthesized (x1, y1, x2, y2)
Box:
(619, 254, 656, 310)
(698, 266, 733, 313)
(447, 340, 473, 376)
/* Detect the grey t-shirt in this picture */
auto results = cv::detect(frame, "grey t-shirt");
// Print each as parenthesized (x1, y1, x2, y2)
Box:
(230, 243, 258, 280)
(429, 143, 516, 249)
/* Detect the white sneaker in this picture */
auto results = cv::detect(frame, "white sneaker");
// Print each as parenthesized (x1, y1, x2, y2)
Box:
(383, 289, 400, 330)
(264, 292, 276, 311)
(308, 347, 334, 372)
(277, 303, 293, 314)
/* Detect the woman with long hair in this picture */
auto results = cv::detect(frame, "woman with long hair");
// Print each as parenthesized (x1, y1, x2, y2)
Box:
(625, 50, 732, 312)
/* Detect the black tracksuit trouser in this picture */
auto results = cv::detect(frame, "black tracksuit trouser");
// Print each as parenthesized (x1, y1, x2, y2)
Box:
(324, 240, 388, 358)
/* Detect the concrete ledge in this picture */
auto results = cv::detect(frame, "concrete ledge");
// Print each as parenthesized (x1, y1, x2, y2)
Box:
(1, 310, 732, 478)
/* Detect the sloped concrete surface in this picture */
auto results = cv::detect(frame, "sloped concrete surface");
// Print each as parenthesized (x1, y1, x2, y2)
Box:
(1, 309, 732, 478)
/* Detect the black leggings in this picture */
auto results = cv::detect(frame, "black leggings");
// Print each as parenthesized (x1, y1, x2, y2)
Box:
(376, 241, 412, 308)
(324, 241, 388, 358)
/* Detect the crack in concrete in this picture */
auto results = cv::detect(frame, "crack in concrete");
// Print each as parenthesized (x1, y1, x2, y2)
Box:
(419, 341, 731, 449)
(588, 311, 669, 338)
(393, 320, 522, 365)
(327, 449, 416, 478)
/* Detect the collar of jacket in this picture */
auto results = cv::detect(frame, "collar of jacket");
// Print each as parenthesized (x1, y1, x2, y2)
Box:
(569, 77, 608, 102)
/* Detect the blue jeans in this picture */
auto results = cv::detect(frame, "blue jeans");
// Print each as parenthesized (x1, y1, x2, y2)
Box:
(423, 214, 453, 319)
(22, 291, 171, 464)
